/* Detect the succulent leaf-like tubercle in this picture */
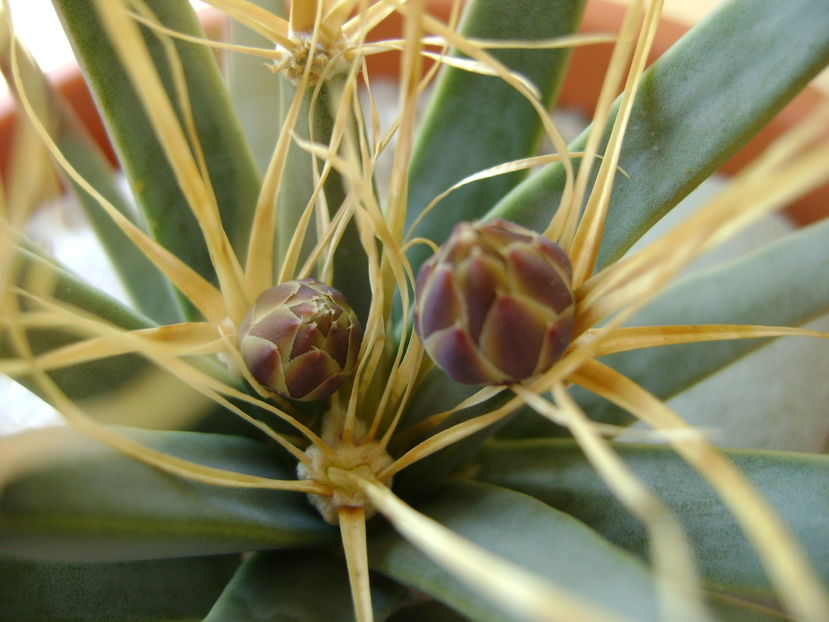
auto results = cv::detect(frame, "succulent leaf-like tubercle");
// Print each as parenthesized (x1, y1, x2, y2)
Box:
(239, 279, 362, 401)
(414, 219, 574, 385)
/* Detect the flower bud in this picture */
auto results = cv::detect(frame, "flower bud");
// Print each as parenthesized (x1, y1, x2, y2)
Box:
(414, 219, 574, 385)
(239, 279, 362, 401)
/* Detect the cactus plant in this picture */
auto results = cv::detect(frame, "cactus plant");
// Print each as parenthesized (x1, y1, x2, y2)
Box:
(1, 1, 828, 621)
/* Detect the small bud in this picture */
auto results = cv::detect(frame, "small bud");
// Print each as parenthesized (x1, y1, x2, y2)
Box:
(239, 279, 362, 401)
(414, 219, 574, 385)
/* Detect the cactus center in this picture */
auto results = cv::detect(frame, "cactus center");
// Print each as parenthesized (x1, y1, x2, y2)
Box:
(298, 439, 393, 525)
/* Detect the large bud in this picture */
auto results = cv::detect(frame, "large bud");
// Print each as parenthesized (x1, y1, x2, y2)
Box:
(239, 279, 362, 401)
(414, 219, 574, 385)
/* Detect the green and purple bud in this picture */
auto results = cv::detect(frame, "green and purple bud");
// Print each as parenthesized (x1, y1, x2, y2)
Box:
(239, 279, 362, 401)
(414, 219, 574, 385)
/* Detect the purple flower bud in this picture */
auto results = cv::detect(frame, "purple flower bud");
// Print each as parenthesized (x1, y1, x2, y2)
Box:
(239, 279, 362, 401)
(414, 219, 574, 385)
